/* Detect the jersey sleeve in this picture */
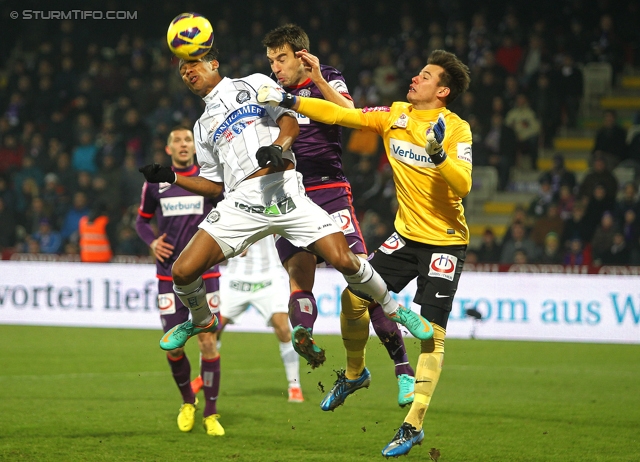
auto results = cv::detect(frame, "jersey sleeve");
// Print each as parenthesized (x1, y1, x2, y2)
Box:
(194, 117, 224, 183)
(324, 68, 351, 99)
(437, 116, 473, 198)
(297, 97, 389, 135)
(136, 182, 158, 245)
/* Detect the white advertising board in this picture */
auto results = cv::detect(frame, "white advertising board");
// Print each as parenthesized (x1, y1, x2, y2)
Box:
(0, 262, 638, 343)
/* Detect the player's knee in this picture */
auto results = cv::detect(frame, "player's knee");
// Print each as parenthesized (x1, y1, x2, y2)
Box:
(171, 260, 194, 285)
(333, 252, 360, 275)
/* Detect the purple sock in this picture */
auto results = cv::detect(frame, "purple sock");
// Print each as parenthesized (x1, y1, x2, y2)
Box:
(167, 354, 195, 404)
(369, 303, 415, 377)
(288, 290, 318, 330)
(201, 355, 220, 417)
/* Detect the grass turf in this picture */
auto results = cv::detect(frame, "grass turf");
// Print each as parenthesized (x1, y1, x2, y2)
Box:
(0, 325, 638, 461)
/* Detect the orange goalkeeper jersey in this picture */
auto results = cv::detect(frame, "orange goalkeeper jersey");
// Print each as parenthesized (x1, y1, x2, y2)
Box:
(297, 98, 472, 246)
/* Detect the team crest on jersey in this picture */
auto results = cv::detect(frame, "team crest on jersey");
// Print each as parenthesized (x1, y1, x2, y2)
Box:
(206, 209, 220, 224)
(298, 89, 312, 97)
(393, 113, 408, 128)
(206, 291, 220, 314)
(331, 208, 355, 235)
(428, 253, 458, 281)
(158, 293, 176, 315)
(379, 232, 406, 254)
(236, 90, 251, 104)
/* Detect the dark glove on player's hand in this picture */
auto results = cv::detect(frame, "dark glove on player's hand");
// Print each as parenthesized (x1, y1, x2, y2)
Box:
(256, 144, 284, 168)
(138, 164, 176, 184)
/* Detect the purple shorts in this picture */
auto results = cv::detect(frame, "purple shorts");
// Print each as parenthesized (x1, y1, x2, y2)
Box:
(157, 277, 220, 333)
(275, 184, 367, 264)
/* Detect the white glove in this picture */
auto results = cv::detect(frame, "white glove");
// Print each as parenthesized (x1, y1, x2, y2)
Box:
(257, 84, 285, 107)
(425, 113, 446, 156)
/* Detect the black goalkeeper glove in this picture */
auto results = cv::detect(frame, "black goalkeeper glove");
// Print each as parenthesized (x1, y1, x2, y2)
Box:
(138, 164, 176, 184)
(256, 144, 284, 168)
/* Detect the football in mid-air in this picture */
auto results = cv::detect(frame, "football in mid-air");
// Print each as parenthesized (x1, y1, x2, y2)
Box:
(166, 13, 214, 60)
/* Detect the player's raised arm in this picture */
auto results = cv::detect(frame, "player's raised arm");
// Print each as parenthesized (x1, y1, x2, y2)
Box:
(296, 51, 355, 109)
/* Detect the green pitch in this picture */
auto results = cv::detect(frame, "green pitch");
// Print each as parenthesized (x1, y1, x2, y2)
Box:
(0, 325, 638, 461)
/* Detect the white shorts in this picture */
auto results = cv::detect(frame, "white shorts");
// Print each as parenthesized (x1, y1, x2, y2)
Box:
(219, 269, 289, 326)
(198, 170, 341, 259)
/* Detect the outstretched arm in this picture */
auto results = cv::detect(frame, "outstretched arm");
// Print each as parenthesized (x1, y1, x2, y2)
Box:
(138, 164, 223, 198)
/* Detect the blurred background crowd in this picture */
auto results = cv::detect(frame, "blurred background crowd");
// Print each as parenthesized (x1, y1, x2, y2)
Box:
(1, 0, 639, 265)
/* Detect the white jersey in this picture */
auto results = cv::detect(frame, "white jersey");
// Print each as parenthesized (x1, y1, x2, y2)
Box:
(194, 74, 296, 191)
(226, 234, 283, 276)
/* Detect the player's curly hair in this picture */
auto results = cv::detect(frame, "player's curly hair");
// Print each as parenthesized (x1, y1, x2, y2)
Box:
(427, 49, 470, 104)
(262, 24, 310, 53)
(178, 46, 220, 70)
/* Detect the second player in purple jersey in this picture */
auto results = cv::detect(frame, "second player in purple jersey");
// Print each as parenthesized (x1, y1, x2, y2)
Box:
(263, 24, 416, 408)
(135, 127, 225, 436)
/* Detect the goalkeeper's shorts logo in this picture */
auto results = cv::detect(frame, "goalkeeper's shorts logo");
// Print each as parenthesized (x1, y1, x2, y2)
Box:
(379, 232, 406, 254)
(428, 253, 458, 281)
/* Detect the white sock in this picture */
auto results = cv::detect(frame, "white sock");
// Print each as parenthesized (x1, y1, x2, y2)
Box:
(174, 277, 212, 326)
(279, 341, 300, 389)
(343, 257, 399, 315)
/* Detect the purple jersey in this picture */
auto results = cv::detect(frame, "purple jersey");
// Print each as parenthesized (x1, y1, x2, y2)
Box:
(281, 65, 350, 188)
(136, 164, 222, 280)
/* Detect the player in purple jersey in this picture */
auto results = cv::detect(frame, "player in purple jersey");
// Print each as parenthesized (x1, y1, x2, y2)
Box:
(136, 127, 225, 436)
(262, 24, 417, 408)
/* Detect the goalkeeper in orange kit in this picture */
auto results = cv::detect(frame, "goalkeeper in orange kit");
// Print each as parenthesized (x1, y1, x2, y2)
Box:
(257, 49, 472, 458)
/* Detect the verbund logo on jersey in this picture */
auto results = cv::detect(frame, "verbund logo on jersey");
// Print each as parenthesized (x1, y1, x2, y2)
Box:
(389, 139, 434, 168)
(159, 196, 204, 217)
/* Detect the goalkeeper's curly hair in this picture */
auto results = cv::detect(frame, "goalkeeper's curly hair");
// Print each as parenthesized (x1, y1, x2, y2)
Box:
(427, 49, 471, 105)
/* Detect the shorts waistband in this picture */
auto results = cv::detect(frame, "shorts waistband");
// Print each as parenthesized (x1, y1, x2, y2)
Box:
(229, 280, 273, 292)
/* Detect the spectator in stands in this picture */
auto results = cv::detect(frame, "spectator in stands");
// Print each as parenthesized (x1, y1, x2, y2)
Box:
(591, 211, 617, 263)
(78, 200, 113, 263)
(600, 232, 629, 265)
(71, 132, 98, 174)
(592, 110, 627, 167)
(0, 197, 17, 252)
(519, 34, 546, 87)
(620, 209, 639, 251)
(482, 112, 517, 191)
(537, 232, 563, 264)
(373, 49, 400, 105)
(530, 202, 565, 248)
(556, 54, 583, 130)
(529, 72, 560, 147)
(583, 183, 617, 242)
(60, 191, 89, 243)
(561, 201, 590, 248)
(495, 34, 523, 76)
(539, 153, 577, 198)
(502, 205, 533, 248)
(512, 249, 530, 264)
(500, 222, 538, 264)
(505, 93, 540, 170)
(563, 238, 592, 265)
(578, 154, 618, 204)
(528, 177, 555, 219)
(589, 14, 625, 78)
(31, 218, 62, 254)
(476, 228, 502, 263)
(614, 182, 639, 221)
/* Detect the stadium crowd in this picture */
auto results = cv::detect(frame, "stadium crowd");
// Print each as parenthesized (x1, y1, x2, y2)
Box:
(1, 0, 639, 265)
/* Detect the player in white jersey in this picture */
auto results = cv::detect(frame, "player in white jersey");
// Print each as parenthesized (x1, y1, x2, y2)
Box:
(138, 48, 433, 370)
(217, 235, 303, 402)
